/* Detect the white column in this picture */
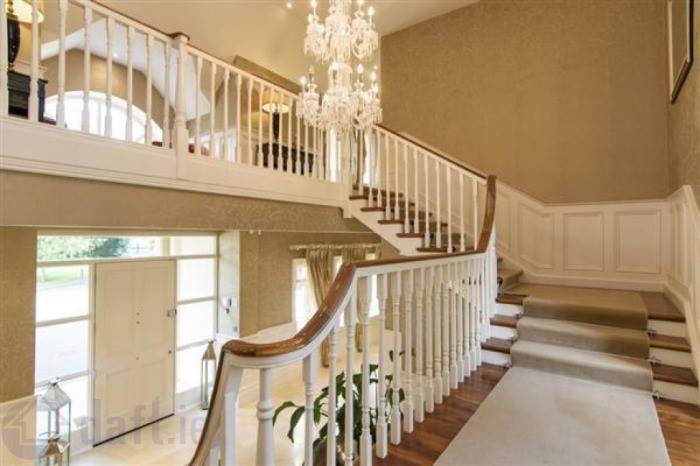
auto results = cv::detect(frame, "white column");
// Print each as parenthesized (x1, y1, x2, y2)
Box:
(255, 368, 274, 466)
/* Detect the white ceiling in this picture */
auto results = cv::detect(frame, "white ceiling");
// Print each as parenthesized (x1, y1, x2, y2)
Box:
(97, 0, 477, 83)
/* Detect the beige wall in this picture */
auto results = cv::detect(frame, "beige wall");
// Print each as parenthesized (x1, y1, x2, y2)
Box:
(668, 4, 700, 200)
(238, 231, 398, 337)
(0, 171, 367, 233)
(43, 50, 172, 131)
(0, 227, 37, 403)
(381, 0, 669, 203)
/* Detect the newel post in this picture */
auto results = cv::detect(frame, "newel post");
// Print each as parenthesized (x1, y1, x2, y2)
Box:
(171, 32, 190, 174)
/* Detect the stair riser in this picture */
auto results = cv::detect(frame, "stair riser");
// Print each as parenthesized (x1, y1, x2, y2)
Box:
(653, 380, 700, 405)
(481, 350, 511, 367)
(491, 325, 517, 340)
(648, 319, 687, 338)
(523, 302, 646, 331)
(650, 347, 694, 369)
(517, 325, 649, 359)
(496, 302, 523, 317)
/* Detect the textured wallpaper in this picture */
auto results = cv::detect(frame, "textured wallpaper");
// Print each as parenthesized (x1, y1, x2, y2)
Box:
(382, 0, 669, 203)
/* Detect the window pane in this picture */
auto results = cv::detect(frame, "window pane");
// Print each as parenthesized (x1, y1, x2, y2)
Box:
(38, 236, 163, 261)
(176, 344, 207, 394)
(35, 321, 88, 383)
(177, 258, 216, 301)
(170, 236, 216, 256)
(177, 300, 215, 347)
(36, 266, 89, 323)
(36, 376, 90, 433)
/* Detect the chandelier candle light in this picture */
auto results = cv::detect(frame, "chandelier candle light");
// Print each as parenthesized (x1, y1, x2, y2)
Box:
(298, 0, 382, 133)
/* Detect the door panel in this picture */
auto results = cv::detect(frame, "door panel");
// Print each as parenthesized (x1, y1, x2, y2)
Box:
(94, 260, 175, 444)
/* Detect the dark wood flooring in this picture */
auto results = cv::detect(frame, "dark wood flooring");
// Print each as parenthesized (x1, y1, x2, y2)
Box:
(376, 365, 700, 466)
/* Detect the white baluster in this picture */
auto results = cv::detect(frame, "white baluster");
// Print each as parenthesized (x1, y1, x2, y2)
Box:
(424, 153, 430, 247)
(469, 259, 478, 372)
(462, 259, 471, 376)
(163, 38, 171, 148)
(376, 130, 383, 208)
(326, 324, 338, 466)
(404, 269, 414, 433)
(436, 160, 442, 250)
(55, 0, 68, 127)
(145, 34, 154, 145)
(256, 368, 274, 466)
(449, 263, 458, 389)
(295, 109, 302, 174)
(403, 144, 409, 232)
(390, 271, 401, 445)
(268, 89, 274, 164)
(236, 74, 242, 162)
(447, 166, 453, 253)
(314, 126, 319, 178)
(257, 82, 263, 166)
(221, 366, 244, 466)
(287, 96, 293, 169)
(105, 17, 114, 137)
(80, 5, 92, 131)
(384, 133, 390, 219)
(472, 178, 479, 250)
(393, 139, 400, 221)
(303, 353, 317, 466)
(126, 26, 134, 142)
(376, 273, 388, 458)
(209, 62, 216, 157)
(172, 33, 189, 159)
(223, 69, 230, 161)
(414, 267, 425, 423)
(456, 261, 465, 382)
(304, 122, 310, 175)
(424, 266, 434, 413)
(460, 174, 465, 252)
(195, 55, 202, 155)
(413, 148, 419, 234)
(247, 78, 253, 164)
(345, 294, 356, 465)
(442, 264, 451, 397)
(360, 276, 372, 466)
(433, 265, 443, 404)
(474, 260, 483, 367)
(0, 0, 7, 116)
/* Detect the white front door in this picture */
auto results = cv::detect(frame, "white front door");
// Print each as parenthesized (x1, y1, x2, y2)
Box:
(94, 260, 176, 445)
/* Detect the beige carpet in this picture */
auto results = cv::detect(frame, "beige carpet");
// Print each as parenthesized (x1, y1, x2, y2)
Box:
(436, 367, 671, 466)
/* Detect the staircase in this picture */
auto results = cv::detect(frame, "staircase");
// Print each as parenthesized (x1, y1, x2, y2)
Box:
(485, 261, 699, 404)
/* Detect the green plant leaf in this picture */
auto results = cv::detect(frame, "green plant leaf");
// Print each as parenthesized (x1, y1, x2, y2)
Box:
(273, 400, 300, 426)
(287, 406, 305, 442)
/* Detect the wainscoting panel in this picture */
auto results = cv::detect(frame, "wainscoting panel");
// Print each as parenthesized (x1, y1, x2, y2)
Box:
(614, 210, 662, 274)
(517, 204, 555, 270)
(563, 212, 605, 272)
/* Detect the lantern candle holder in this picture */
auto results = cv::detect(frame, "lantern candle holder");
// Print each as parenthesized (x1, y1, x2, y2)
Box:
(200, 340, 217, 410)
(37, 378, 71, 466)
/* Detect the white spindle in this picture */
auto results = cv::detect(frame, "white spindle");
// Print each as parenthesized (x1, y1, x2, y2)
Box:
(345, 295, 356, 466)
(424, 153, 430, 247)
(442, 263, 450, 397)
(360, 277, 372, 466)
(0, 0, 7, 116)
(304, 122, 310, 175)
(56, 0, 68, 127)
(390, 271, 401, 445)
(463, 260, 472, 376)
(456, 261, 465, 382)
(384, 134, 391, 219)
(460, 174, 465, 252)
(433, 265, 443, 404)
(436, 160, 442, 249)
(474, 260, 482, 367)
(415, 267, 425, 423)
(145, 34, 154, 145)
(449, 263, 458, 389)
(223, 69, 230, 160)
(376, 273, 388, 458)
(302, 354, 316, 466)
(195, 55, 202, 155)
(314, 126, 319, 178)
(268, 89, 274, 166)
(403, 144, 409, 232)
(126, 26, 134, 142)
(80, 5, 92, 131)
(425, 266, 434, 413)
(257, 82, 263, 166)
(295, 110, 302, 174)
(447, 166, 453, 253)
(236, 74, 242, 162)
(105, 17, 114, 137)
(27, 0, 40, 122)
(376, 130, 383, 208)
(247, 78, 253, 164)
(256, 368, 274, 466)
(209, 62, 216, 157)
(326, 325, 338, 465)
(413, 148, 419, 234)
(393, 139, 400, 221)
(472, 178, 479, 250)
(404, 269, 414, 433)
(163, 38, 171, 148)
(287, 96, 292, 169)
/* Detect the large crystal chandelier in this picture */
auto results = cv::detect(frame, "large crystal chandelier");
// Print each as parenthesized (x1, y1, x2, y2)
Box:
(297, 0, 382, 133)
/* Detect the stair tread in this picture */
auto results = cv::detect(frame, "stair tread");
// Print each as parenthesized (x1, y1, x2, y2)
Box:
(490, 314, 518, 328)
(482, 337, 513, 354)
(641, 292, 686, 322)
(351, 185, 404, 198)
(652, 363, 698, 386)
(649, 333, 692, 352)
(496, 293, 526, 305)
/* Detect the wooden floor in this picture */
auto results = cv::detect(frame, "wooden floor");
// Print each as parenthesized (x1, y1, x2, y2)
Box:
(376, 364, 700, 466)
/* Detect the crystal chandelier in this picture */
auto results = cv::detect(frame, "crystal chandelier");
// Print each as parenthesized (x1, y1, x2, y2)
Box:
(297, 0, 382, 133)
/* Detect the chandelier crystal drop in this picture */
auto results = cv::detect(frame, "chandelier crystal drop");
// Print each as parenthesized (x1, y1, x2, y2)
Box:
(298, 0, 382, 133)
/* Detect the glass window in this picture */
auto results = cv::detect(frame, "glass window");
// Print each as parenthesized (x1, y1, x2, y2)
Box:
(35, 321, 89, 384)
(170, 236, 217, 256)
(36, 266, 89, 323)
(177, 258, 216, 301)
(38, 236, 163, 261)
(176, 343, 207, 394)
(177, 300, 215, 347)
(293, 259, 315, 325)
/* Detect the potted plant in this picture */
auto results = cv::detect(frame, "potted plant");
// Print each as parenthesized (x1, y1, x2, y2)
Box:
(273, 353, 405, 465)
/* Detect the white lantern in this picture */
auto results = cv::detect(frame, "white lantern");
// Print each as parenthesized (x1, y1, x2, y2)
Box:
(200, 340, 217, 410)
(37, 379, 71, 465)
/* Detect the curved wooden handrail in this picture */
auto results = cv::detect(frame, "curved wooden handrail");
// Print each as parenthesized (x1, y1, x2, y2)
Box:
(189, 175, 496, 465)
(376, 124, 487, 180)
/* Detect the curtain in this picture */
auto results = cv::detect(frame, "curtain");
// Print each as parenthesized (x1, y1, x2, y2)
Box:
(305, 247, 334, 309)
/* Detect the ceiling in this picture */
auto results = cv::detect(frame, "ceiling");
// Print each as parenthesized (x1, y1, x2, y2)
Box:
(97, 0, 477, 84)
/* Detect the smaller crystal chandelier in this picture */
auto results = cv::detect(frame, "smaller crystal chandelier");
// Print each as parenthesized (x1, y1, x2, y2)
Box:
(297, 0, 382, 133)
